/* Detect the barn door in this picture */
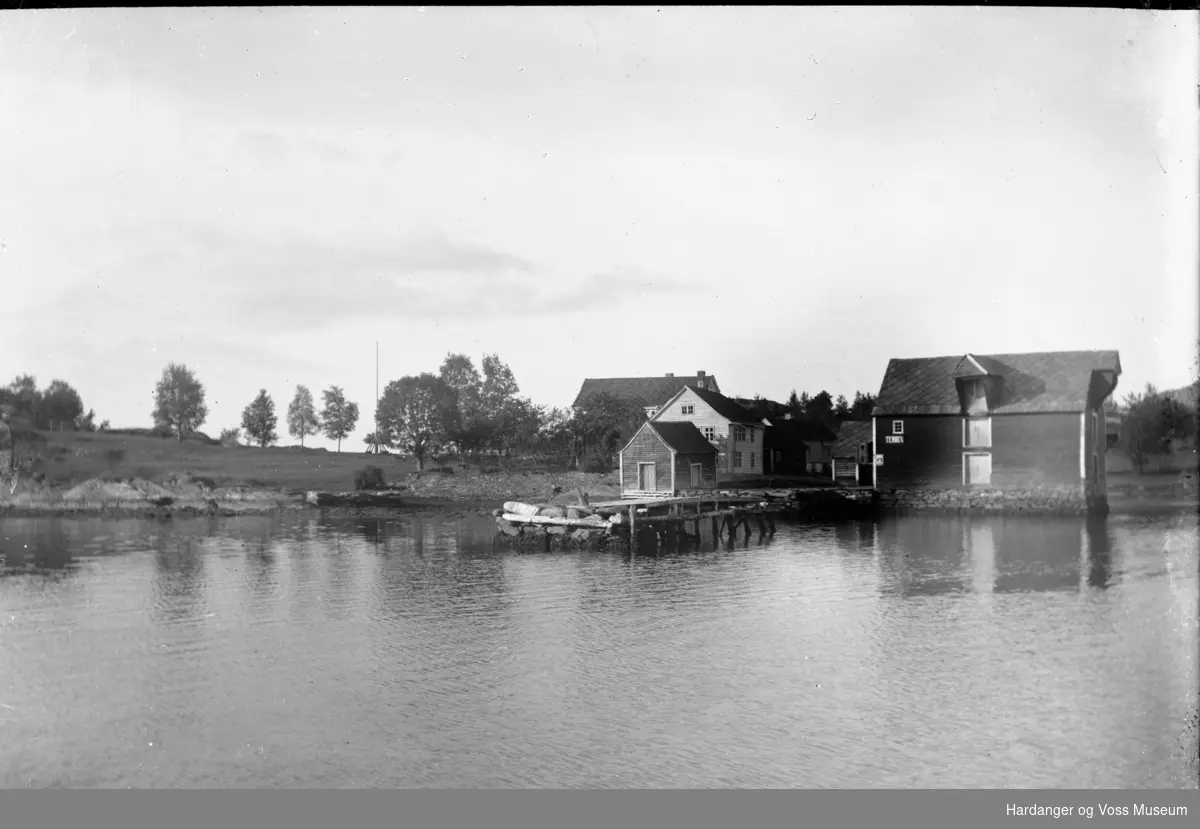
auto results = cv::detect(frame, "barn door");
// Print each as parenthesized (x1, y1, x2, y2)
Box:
(690, 463, 702, 488)
(638, 462, 656, 491)
(965, 453, 991, 486)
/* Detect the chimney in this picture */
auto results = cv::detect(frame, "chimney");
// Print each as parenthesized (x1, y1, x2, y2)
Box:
(665, 373, 674, 377)
(696, 370, 706, 389)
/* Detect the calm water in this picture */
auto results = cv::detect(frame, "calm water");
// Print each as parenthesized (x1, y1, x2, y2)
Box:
(0, 510, 1196, 789)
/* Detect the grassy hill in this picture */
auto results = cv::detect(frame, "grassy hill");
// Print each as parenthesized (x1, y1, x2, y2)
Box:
(12, 428, 418, 493)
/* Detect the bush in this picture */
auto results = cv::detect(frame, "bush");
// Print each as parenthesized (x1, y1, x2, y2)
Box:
(102, 448, 125, 469)
(355, 466, 387, 490)
(581, 449, 612, 474)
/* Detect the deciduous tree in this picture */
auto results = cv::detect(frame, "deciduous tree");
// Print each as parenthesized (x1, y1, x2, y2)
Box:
(40, 379, 84, 430)
(152, 363, 208, 441)
(319, 386, 359, 453)
(241, 389, 279, 448)
(377, 374, 459, 470)
(480, 353, 519, 421)
(287, 385, 320, 447)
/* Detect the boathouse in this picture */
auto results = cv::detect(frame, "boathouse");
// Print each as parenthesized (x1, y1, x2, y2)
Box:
(620, 420, 718, 497)
(872, 350, 1121, 513)
(572, 371, 721, 419)
(649, 385, 765, 477)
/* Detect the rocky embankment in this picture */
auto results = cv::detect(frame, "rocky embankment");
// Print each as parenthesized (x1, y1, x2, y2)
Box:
(0, 473, 296, 518)
(0, 469, 625, 519)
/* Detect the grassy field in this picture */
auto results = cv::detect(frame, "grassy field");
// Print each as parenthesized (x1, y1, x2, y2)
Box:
(14, 428, 420, 493)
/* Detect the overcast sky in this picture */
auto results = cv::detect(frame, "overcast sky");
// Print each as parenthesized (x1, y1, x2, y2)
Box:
(1, 7, 1196, 449)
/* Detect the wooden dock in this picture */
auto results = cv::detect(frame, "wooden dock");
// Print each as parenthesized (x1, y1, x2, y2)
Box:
(494, 492, 787, 553)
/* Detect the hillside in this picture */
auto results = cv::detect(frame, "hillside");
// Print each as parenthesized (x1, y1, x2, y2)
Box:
(10, 428, 417, 493)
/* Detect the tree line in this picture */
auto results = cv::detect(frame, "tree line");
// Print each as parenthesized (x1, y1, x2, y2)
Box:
(0, 375, 104, 432)
(783, 389, 878, 425)
(148, 363, 363, 452)
(2, 361, 884, 474)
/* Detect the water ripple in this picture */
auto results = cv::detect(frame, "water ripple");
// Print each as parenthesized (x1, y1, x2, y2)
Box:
(0, 512, 1194, 788)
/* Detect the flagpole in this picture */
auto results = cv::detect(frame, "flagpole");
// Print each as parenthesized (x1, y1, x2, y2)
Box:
(375, 340, 379, 454)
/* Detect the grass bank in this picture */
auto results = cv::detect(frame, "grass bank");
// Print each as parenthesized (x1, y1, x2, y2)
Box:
(0, 428, 623, 516)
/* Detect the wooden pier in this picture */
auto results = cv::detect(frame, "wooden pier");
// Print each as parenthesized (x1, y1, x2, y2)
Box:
(494, 492, 786, 553)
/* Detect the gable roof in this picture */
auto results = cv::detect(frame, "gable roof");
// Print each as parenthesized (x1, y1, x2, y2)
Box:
(874, 350, 1122, 416)
(832, 420, 873, 456)
(654, 384, 761, 425)
(647, 421, 718, 455)
(572, 373, 719, 408)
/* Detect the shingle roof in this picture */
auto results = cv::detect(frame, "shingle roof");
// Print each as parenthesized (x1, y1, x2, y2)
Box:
(685, 385, 761, 424)
(572, 374, 720, 408)
(832, 420, 873, 456)
(648, 421, 718, 455)
(873, 350, 1122, 416)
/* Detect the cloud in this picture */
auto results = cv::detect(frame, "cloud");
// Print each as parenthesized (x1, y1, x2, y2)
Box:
(300, 136, 356, 163)
(234, 129, 291, 165)
(541, 265, 690, 310)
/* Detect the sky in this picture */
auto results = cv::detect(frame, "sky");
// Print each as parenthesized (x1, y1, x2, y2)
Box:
(1, 7, 1197, 450)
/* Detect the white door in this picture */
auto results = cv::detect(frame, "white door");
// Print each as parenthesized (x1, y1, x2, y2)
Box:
(638, 462, 656, 491)
(690, 463, 702, 488)
(966, 453, 991, 486)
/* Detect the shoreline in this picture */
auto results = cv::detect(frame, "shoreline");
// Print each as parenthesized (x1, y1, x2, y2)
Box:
(0, 466, 1192, 521)
(0, 490, 1193, 521)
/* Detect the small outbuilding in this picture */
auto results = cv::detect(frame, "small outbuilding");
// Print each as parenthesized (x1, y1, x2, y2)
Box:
(830, 420, 874, 485)
(620, 420, 719, 497)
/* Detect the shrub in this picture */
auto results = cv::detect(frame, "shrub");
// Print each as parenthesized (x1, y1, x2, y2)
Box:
(102, 448, 125, 469)
(581, 449, 612, 474)
(355, 466, 386, 491)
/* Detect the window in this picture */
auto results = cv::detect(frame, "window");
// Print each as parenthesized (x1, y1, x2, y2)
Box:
(749, 452, 755, 469)
(734, 451, 743, 468)
(702, 426, 716, 441)
(681, 404, 694, 415)
(745, 429, 754, 444)
(892, 420, 904, 435)
(732, 426, 746, 442)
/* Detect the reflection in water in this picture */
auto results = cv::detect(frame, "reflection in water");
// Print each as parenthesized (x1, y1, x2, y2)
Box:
(876, 515, 1127, 598)
(966, 522, 996, 595)
(0, 511, 1194, 789)
(1085, 516, 1113, 590)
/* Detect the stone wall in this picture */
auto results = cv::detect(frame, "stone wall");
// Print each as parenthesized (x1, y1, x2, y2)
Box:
(876, 484, 1096, 516)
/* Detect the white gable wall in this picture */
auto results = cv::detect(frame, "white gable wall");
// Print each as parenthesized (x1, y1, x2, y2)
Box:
(651, 387, 764, 476)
